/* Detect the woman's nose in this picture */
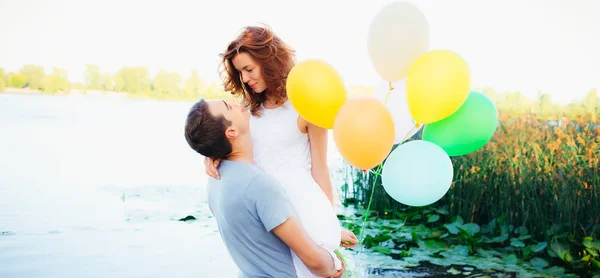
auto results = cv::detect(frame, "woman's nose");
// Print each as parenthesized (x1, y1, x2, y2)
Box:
(241, 72, 250, 83)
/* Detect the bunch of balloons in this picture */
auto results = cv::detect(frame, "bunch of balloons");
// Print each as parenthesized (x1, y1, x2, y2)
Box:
(286, 1, 499, 207)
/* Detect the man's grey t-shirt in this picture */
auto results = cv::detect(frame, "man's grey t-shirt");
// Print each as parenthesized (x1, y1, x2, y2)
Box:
(207, 160, 297, 278)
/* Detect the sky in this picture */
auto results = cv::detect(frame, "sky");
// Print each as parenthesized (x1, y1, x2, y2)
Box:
(0, 0, 598, 104)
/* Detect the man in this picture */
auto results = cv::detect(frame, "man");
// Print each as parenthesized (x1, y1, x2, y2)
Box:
(184, 99, 345, 278)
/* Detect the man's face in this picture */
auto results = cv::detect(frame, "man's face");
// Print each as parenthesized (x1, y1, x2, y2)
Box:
(208, 99, 251, 138)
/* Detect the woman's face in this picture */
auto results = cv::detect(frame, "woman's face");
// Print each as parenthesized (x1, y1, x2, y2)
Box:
(232, 52, 267, 93)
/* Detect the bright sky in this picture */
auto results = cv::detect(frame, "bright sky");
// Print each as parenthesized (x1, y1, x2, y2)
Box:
(1, 0, 598, 103)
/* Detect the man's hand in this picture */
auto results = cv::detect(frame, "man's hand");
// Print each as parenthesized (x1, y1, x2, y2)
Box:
(340, 228, 358, 248)
(328, 252, 346, 278)
(204, 156, 221, 179)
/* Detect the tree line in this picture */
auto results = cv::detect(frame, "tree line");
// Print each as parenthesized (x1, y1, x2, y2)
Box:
(0, 64, 232, 101)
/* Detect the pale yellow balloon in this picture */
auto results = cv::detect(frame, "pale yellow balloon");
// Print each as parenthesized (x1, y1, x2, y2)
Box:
(406, 50, 471, 124)
(286, 60, 348, 129)
(368, 1, 430, 82)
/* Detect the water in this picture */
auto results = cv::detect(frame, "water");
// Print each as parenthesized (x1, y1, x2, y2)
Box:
(0, 93, 241, 277)
(0, 93, 362, 278)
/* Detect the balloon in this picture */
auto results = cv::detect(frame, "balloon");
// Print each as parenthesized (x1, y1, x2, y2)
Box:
(372, 79, 421, 144)
(406, 50, 471, 124)
(286, 59, 347, 129)
(333, 96, 395, 170)
(423, 91, 498, 156)
(382, 140, 453, 207)
(367, 1, 430, 82)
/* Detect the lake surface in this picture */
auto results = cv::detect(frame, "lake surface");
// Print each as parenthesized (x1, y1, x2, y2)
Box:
(0, 93, 380, 278)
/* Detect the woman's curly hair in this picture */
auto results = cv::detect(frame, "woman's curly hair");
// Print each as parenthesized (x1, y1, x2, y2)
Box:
(219, 25, 296, 116)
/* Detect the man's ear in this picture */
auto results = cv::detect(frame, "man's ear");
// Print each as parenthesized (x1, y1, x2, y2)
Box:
(225, 126, 239, 139)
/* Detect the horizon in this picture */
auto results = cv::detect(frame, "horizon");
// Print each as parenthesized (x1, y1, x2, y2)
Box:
(1, 0, 599, 104)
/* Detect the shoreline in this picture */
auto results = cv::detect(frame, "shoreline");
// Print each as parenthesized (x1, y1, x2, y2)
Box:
(0, 88, 201, 102)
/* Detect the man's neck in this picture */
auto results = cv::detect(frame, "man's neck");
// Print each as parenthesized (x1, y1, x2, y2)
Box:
(226, 136, 254, 164)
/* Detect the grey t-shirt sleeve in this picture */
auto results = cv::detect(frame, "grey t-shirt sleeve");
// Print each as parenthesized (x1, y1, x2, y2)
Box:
(245, 174, 295, 232)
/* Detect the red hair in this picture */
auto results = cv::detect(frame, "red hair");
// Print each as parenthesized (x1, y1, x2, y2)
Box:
(219, 25, 296, 116)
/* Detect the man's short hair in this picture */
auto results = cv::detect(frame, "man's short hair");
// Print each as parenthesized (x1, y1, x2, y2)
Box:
(184, 99, 232, 159)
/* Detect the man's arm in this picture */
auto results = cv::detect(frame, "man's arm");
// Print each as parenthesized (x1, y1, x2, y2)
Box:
(247, 174, 342, 277)
(272, 216, 340, 277)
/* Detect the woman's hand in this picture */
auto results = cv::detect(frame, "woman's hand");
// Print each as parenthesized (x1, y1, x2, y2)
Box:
(340, 228, 358, 248)
(204, 156, 221, 179)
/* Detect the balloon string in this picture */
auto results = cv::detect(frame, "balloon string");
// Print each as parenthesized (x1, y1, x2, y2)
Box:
(384, 81, 393, 104)
(358, 164, 383, 244)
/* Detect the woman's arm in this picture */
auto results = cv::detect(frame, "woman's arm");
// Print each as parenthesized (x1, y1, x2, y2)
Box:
(306, 121, 335, 205)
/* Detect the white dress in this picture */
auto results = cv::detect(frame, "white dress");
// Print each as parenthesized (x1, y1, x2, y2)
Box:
(250, 100, 341, 278)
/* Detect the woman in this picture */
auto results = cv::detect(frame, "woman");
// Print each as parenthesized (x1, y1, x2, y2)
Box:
(204, 25, 357, 277)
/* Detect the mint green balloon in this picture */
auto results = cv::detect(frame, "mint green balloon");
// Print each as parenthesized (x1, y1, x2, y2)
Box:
(382, 140, 453, 207)
(422, 91, 498, 156)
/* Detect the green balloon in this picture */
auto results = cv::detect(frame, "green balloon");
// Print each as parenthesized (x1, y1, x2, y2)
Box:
(422, 91, 498, 156)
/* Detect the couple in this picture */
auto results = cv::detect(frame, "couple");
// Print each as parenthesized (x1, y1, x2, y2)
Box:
(184, 25, 358, 277)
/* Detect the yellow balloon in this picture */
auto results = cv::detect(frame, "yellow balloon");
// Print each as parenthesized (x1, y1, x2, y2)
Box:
(406, 50, 470, 124)
(286, 60, 348, 129)
(333, 97, 395, 170)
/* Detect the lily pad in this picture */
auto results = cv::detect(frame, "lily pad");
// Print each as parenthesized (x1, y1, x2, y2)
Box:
(429, 257, 453, 267)
(475, 248, 503, 258)
(447, 267, 462, 275)
(428, 214, 440, 223)
(422, 239, 446, 250)
(542, 266, 565, 276)
(485, 233, 509, 243)
(372, 246, 391, 255)
(515, 226, 529, 235)
(445, 223, 460, 235)
(436, 208, 449, 215)
(459, 223, 481, 237)
(441, 245, 470, 258)
(529, 257, 549, 269)
(549, 239, 573, 262)
(518, 234, 532, 241)
(583, 237, 600, 249)
(510, 239, 525, 248)
(502, 254, 518, 265)
(531, 242, 547, 253)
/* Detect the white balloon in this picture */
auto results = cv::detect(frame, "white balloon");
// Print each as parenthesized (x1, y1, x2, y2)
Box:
(367, 1, 430, 82)
(372, 79, 420, 144)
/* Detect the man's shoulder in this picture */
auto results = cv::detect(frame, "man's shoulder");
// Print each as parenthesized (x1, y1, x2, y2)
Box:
(212, 160, 277, 189)
(246, 169, 281, 191)
(219, 160, 261, 179)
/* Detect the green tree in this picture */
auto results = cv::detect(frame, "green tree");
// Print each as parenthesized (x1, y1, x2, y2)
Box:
(84, 65, 101, 90)
(114, 66, 151, 94)
(205, 81, 233, 100)
(42, 68, 69, 93)
(20, 65, 45, 90)
(152, 70, 182, 97)
(101, 74, 113, 91)
(9, 73, 27, 88)
(183, 69, 206, 98)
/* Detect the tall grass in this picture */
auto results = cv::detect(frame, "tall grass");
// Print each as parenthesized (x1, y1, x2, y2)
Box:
(343, 110, 600, 240)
